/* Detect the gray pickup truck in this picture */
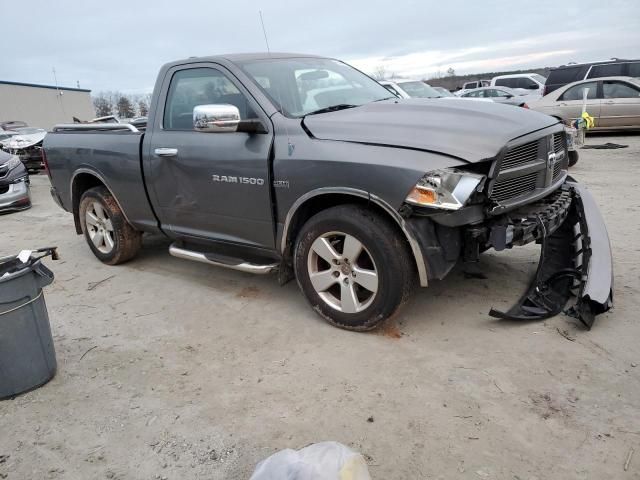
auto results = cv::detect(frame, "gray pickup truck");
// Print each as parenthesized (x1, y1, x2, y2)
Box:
(44, 53, 613, 331)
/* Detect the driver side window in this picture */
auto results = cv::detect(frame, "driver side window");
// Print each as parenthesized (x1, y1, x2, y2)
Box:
(560, 82, 598, 101)
(164, 68, 255, 130)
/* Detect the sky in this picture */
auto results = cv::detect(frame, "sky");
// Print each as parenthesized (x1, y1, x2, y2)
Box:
(2, 0, 639, 95)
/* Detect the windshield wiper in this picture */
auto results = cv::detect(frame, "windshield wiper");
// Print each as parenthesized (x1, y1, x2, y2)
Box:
(304, 104, 358, 116)
(372, 96, 397, 102)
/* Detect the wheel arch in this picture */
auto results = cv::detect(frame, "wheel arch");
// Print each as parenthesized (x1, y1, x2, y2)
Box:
(70, 169, 131, 235)
(281, 188, 428, 286)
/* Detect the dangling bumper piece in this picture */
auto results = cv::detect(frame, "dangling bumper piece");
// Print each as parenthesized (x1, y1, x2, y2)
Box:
(487, 180, 613, 329)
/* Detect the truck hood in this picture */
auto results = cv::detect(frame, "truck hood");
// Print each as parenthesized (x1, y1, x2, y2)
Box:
(302, 98, 559, 162)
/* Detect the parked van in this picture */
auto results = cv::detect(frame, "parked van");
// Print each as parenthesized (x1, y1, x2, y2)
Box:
(490, 73, 546, 96)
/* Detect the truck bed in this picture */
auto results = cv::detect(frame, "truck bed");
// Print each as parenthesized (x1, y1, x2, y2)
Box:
(44, 125, 159, 233)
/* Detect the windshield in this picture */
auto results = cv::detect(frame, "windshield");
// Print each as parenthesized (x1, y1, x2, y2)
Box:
(238, 57, 393, 117)
(434, 87, 454, 97)
(532, 74, 547, 84)
(398, 81, 441, 98)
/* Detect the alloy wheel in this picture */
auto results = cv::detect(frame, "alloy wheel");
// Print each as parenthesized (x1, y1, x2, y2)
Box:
(307, 231, 378, 313)
(85, 201, 115, 254)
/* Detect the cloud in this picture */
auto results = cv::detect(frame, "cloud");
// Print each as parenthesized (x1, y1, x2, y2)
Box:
(1, 0, 639, 92)
(349, 31, 595, 79)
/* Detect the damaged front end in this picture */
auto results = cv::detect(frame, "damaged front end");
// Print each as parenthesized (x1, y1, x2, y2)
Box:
(0, 153, 31, 213)
(477, 180, 613, 328)
(1, 129, 47, 172)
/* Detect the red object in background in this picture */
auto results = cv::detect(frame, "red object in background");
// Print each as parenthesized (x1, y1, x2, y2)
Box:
(42, 148, 52, 180)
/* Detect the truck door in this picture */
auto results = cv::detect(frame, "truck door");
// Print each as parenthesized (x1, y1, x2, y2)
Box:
(145, 65, 275, 249)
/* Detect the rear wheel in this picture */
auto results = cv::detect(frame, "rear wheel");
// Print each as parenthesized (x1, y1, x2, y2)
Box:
(294, 204, 415, 331)
(79, 186, 142, 265)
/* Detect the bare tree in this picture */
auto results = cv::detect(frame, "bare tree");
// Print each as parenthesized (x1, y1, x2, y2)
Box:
(93, 95, 112, 117)
(116, 96, 135, 119)
(138, 99, 149, 117)
(93, 91, 152, 118)
(372, 65, 387, 80)
(446, 67, 456, 77)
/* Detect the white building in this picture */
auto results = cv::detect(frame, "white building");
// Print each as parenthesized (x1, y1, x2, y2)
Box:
(0, 81, 95, 130)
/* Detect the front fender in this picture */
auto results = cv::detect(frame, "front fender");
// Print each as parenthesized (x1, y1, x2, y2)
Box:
(280, 187, 430, 287)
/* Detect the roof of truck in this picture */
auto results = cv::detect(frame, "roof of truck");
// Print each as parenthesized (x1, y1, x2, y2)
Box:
(174, 52, 325, 64)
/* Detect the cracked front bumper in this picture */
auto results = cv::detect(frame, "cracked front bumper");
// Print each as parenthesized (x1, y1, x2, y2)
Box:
(487, 179, 613, 328)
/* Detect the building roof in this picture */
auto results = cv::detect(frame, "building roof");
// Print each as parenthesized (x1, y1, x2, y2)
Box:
(0, 80, 91, 93)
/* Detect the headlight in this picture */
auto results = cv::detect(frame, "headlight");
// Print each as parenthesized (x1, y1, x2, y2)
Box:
(405, 168, 484, 210)
(5, 155, 22, 171)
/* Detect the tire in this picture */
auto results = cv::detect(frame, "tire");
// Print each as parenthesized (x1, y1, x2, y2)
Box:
(568, 150, 579, 167)
(79, 186, 142, 265)
(294, 204, 415, 331)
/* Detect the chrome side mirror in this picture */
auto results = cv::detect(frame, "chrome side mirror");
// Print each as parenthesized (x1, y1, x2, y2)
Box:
(193, 104, 240, 133)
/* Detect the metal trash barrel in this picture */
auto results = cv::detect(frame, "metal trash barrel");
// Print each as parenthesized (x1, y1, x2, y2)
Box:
(0, 248, 57, 399)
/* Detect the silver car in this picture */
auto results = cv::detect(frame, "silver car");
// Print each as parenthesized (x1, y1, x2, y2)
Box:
(459, 87, 537, 107)
(0, 150, 31, 213)
(381, 80, 492, 102)
(379, 79, 441, 98)
(529, 76, 640, 130)
(432, 86, 455, 97)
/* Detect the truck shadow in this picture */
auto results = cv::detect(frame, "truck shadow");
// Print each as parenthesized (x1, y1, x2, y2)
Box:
(131, 233, 565, 332)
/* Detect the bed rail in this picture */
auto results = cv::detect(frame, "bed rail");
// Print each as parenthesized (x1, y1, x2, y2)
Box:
(51, 123, 140, 133)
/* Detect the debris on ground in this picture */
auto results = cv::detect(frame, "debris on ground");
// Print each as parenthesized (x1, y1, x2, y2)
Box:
(79, 345, 97, 361)
(87, 275, 115, 291)
(625, 448, 634, 471)
(556, 328, 576, 342)
(249, 442, 371, 480)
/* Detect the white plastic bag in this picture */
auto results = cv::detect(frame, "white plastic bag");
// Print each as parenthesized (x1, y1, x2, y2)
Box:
(249, 441, 372, 480)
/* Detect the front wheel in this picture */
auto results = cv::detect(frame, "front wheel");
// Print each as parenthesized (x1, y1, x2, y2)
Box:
(568, 150, 579, 167)
(294, 204, 415, 331)
(79, 186, 142, 265)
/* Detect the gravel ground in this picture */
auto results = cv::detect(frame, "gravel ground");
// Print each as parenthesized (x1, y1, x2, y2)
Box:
(1, 133, 639, 479)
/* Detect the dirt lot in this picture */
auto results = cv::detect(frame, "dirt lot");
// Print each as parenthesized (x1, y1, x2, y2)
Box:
(1, 133, 639, 479)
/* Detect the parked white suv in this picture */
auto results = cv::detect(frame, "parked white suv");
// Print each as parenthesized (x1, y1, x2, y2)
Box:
(455, 79, 490, 96)
(490, 73, 546, 97)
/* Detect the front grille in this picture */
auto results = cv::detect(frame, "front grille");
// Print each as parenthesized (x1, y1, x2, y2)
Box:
(553, 132, 564, 153)
(553, 162, 563, 181)
(500, 140, 539, 170)
(489, 131, 568, 208)
(491, 171, 539, 202)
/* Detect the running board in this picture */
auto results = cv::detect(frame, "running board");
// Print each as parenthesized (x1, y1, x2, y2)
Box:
(169, 244, 278, 275)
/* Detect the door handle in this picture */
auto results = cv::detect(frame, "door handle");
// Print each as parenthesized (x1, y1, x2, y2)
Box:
(154, 148, 178, 157)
